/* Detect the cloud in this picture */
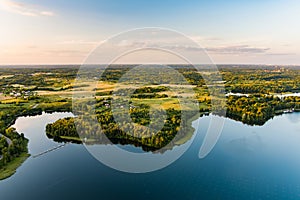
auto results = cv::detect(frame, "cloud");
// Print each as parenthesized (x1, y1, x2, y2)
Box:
(0, 0, 55, 17)
(44, 50, 89, 57)
(40, 11, 54, 16)
(206, 45, 270, 55)
(191, 36, 223, 42)
(59, 40, 100, 45)
(265, 53, 296, 56)
(114, 40, 271, 55)
(96, 39, 294, 58)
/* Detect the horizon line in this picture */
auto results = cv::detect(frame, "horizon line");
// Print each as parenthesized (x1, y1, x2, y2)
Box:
(0, 63, 300, 66)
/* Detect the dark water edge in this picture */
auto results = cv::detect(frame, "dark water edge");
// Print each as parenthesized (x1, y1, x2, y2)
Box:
(47, 134, 162, 151)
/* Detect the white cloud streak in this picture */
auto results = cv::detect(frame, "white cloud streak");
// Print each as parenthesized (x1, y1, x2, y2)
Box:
(206, 45, 270, 55)
(114, 40, 272, 55)
(0, 0, 55, 16)
(58, 40, 100, 45)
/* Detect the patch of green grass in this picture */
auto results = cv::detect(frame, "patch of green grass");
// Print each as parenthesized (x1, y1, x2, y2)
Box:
(37, 101, 71, 110)
(59, 136, 97, 143)
(132, 98, 181, 109)
(60, 136, 82, 142)
(0, 103, 15, 108)
(174, 113, 200, 145)
(1, 99, 28, 104)
(0, 153, 30, 180)
(199, 102, 210, 110)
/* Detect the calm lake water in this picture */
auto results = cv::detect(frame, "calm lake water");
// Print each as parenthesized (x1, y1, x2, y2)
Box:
(1, 112, 300, 200)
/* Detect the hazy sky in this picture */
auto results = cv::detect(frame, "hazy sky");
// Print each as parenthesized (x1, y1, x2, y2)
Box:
(0, 0, 300, 65)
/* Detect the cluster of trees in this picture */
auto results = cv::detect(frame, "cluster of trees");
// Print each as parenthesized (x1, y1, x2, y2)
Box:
(0, 128, 28, 167)
(100, 68, 130, 82)
(226, 95, 274, 125)
(95, 90, 113, 96)
(134, 86, 169, 93)
(96, 86, 170, 99)
(46, 117, 77, 139)
(222, 68, 300, 94)
(0, 137, 8, 154)
(131, 93, 168, 99)
(130, 86, 169, 99)
(180, 70, 205, 86)
(229, 84, 297, 94)
(226, 95, 300, 125)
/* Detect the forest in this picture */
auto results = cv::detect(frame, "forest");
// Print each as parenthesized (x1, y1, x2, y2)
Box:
(47, 97, 198, 152)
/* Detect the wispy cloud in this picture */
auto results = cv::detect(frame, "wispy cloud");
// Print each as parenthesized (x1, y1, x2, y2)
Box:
(114, 39, 272, 55)
(265, 53, 296, 56)
(44, 49, 89, 57)
(0, 0, 55, 16)
(191, 36, 223, 42)
(59, 40, 100, 45)
(206, 45, 270, 55)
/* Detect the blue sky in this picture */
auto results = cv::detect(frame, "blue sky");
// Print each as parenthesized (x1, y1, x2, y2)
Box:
(0, 0, 299, 64)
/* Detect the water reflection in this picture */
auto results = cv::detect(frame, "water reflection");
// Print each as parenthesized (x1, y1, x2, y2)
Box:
(12, 112, 74, 154)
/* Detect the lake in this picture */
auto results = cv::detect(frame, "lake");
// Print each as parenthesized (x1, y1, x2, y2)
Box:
(1, 112, 300, 199)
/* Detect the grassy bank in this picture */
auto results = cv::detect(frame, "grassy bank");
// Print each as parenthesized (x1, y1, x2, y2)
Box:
(0, 153, 30, 180)
(174, 112, 201, 145)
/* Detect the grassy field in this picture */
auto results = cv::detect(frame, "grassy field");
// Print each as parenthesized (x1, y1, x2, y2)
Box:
(1, 98, 28, 104)
(0, 153, 30, 180)
(132, 98, 182, 109)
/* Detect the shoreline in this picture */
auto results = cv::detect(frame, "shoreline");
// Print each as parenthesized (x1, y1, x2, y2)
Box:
(0, 153, 30, 180)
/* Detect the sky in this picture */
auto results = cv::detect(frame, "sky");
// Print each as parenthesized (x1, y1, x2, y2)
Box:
(0, 0, 300, 65)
